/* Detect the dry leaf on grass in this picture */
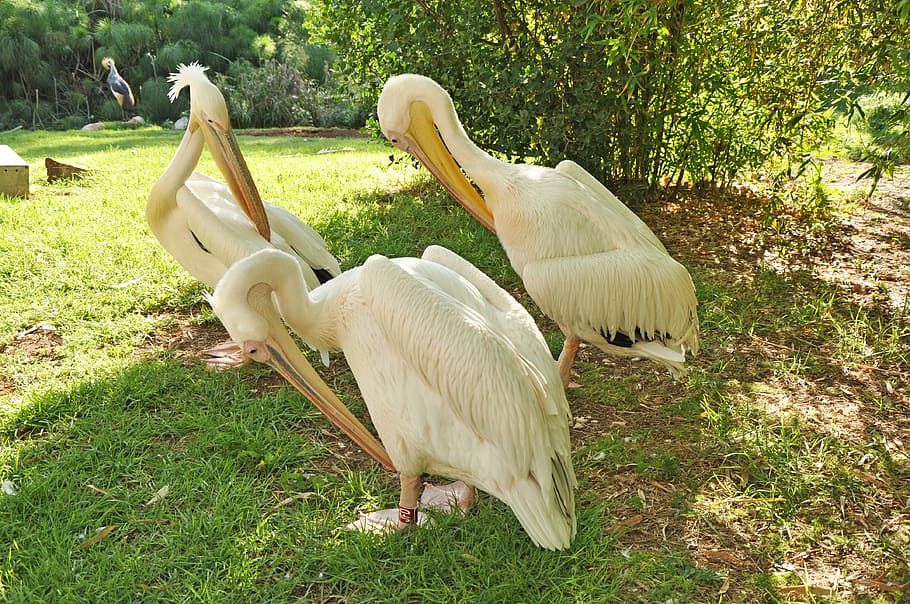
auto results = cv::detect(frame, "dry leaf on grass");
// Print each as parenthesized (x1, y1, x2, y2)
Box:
(779, 584, 835, 598)
(607, 514, 644, 536)
(73, 525, 117, 551)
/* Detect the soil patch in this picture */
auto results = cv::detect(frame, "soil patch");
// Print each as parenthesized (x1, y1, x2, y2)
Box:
(1, 322, 62, 365)
(242, 127, 368, 139)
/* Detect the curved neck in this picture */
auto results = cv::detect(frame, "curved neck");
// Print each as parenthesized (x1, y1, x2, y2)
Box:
(427, 88, 504, 190)
(253, 251, 336, 350)
(147, 122, 204, 224)
(145, 121, 229, 284)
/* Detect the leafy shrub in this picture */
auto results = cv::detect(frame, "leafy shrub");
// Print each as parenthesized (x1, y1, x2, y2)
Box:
(214, 59, 369, 129)
(0, 0, 351, 130)
(139, 77, 185, 124)
(218, 60, 315, 128)
(312, 0, 910, 190)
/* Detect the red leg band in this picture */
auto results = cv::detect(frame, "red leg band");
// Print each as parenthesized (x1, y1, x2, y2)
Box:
(398, 506, 417, 525)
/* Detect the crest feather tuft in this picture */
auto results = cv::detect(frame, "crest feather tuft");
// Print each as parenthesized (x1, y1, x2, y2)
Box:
(167, 62, 209, 103)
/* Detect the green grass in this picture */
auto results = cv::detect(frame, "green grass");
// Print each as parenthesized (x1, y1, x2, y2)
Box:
(1, 127, 908, 602)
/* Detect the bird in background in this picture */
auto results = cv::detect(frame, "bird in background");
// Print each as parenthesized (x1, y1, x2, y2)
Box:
(146, 62, 340, 368)
(377, 74, 699, 388)
(210, 244, 577, 550)
(101, 57, 135, 120)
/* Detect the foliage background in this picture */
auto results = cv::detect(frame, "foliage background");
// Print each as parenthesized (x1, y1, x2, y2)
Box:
(313, 0, 910, 188)
(0, 0, 908, 187)
(0, 0, 363, 130)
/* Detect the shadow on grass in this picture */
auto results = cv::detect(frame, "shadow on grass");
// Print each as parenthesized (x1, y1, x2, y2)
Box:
(0, 349, 725, 602)
(577, 187, 910, 600)
(2, 175, 907, 601)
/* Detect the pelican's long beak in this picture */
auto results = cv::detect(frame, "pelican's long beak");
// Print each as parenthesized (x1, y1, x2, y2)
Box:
(401, 101, 496, 233)
(200, 120, 272, 241)
(244, 336, 396, 472)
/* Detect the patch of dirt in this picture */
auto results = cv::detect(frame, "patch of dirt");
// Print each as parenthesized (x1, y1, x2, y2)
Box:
(1, 322, 62, 365)
(138, 314, 231, 366)
(242, 127, 368, 139)
(608, 158, 910, 600)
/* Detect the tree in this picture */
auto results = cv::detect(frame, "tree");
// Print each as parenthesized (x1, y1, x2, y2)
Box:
(312, 0, 910, 189)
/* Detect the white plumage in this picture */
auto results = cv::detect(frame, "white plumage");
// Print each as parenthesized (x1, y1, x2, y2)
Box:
(210, 245, 577, 550)
(377, 74, 699, 386)
(147, 62, 340, 364)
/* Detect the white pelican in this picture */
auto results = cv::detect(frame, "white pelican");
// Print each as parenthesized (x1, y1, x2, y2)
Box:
(377, 74, 699, 386)
(101, 57, 135, 119)
(147, 62, 340, 366)
(209, 245, 577, 550)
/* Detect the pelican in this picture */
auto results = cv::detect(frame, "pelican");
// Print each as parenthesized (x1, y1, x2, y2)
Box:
(147, 62, 340, 366)
(377, 74, 699, 386)
(101, 57, 135, 119)
(209, 245, 577, 550)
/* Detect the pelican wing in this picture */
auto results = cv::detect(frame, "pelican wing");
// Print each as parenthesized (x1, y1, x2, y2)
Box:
(554, 160, 667, 252)
(176, 175, 334, 289)
(174, 185, 262, 282)
(359, 254, 553, 473)
(264, 203, 341, 281)
(185, 174, 338, 279)
(420, 245, 567, 419)
(419, 246, 577, 539)
(523, 249, 699, 353)
(421, 245, 528, 317)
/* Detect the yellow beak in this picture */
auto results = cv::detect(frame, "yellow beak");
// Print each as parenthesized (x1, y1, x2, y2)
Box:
(201, 121, 272, 241)
(403, 101, 496, 233)
(244, 335, 396, 472)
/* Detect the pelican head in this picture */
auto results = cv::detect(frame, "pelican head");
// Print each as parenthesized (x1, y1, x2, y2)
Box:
(378, 74, 495, 232)
(210, 249, 395, 471)
(168, 62, 271, 240)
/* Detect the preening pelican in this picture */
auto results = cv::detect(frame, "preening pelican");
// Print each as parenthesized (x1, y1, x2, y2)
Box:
(147, 62, 340, 365)
(101, 57, 135, 119)
(377, 74, 699, 386)
(210, 245, 577, 550)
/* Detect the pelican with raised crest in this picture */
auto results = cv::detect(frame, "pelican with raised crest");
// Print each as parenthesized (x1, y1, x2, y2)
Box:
(147, 62, 340, 366)
(210, 244, 577, 550)
(377, 74, 699, 387)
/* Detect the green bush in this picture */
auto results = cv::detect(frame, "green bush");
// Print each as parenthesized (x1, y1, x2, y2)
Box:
(218, 61, 314, 128)
(0, 0, 357, 130)
(139, 77, 185, 125)
(312, 0, 910, 189)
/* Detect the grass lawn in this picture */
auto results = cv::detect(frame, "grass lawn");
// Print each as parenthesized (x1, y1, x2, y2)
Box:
(0, 126, 908, 602)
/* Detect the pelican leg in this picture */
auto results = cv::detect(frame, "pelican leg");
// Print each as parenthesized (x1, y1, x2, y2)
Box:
(398, 474, 422, 526)
(557, 335, 581, 389)
(344, 474, 429, 533)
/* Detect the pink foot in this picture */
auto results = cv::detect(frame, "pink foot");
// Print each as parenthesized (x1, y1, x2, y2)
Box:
(344, 508, 429, 534)
(203, 340, 250, 370)
(420, 481, 476, 513)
